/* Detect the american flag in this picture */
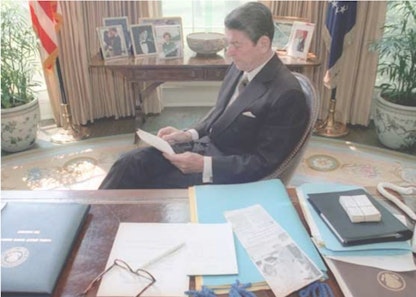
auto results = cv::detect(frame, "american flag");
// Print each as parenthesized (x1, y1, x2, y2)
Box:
(323, 1, 357, 89)
(29, 1, 62, 69)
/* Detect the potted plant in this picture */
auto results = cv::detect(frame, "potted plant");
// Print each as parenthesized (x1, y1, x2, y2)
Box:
(373, 1, 416, 151)
(1, 1, 41, 153)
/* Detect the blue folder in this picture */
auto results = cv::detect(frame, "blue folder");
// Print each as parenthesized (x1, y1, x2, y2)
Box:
(189, 179, 327, 291)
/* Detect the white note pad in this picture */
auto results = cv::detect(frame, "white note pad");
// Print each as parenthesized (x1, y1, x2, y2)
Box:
(97, 222, 238, 297)
(136, 129, 175, 155)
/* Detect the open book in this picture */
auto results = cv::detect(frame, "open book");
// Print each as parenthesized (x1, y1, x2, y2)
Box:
(136, 129, 175, 155)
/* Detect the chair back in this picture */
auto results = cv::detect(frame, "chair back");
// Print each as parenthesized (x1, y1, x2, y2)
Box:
(262, 72, 320, 185)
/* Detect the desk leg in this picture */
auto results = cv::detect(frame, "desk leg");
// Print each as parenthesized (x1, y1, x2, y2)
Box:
(132, 82, 145, 144)
(133, 81, 164, 144)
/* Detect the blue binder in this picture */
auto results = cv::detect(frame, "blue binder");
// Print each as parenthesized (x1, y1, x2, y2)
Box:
(1, 202, 90, 297)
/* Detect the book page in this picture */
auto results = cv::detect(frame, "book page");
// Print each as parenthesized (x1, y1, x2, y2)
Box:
(136, 129, 175, 155)
(225, 204, 323, 297)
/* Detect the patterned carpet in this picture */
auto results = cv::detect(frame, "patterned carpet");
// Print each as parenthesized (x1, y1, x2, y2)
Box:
(1, 134, 415, 190)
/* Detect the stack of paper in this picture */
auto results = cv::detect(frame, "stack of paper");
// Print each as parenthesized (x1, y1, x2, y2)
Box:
(296, 182, 416, 297)
(224, 204, 324, 297)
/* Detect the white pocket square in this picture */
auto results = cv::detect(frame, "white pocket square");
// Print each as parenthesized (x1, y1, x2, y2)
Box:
(242, 111, 256, 118)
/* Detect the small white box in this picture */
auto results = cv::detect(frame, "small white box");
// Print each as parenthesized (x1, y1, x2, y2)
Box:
(339, 195, 381, 223)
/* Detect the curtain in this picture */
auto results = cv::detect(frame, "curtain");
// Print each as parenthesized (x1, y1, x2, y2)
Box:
(47, 1, 163, 126)
(263, 1, 387, 126)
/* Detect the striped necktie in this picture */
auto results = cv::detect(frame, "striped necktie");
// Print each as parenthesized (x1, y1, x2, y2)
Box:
(237, 74, 249, 94)
(227, 74, 249, 108)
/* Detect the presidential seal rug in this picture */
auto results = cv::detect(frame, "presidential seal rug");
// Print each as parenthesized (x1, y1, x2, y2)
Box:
(1, 135, 415, 190)
(1, 134, 138, 190)
(291, 137, 416, 187)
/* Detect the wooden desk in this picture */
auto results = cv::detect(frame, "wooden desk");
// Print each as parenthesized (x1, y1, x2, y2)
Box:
(89, 50, 320, 142)
(1, 188, 342, 297)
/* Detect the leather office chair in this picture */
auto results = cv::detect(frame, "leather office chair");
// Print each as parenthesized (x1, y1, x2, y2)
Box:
(262, 72, 320, 185)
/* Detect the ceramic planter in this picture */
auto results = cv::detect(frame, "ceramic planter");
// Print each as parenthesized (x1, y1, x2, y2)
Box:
(373, 94, 416, 151)
(1, 98, 40, 153)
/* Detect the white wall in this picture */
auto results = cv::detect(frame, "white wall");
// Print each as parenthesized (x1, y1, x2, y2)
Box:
(38, 89, 54, 120)
(161, 82, 220, 107)
(39, 82, 220, 120)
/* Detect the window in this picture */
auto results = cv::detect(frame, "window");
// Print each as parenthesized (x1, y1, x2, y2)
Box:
(162, 0, 249, 36)
(160, 0, 249, 105)
(375, 0, 409, 87)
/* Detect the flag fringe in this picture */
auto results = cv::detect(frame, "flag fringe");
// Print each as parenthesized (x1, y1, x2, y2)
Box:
(323, 26, 357, 89)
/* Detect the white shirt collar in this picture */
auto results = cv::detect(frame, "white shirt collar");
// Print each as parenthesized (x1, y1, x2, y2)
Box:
(243, 52, 275, 82)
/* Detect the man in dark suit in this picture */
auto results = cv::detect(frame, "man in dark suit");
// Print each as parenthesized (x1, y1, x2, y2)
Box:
(99, 2, 308, 189)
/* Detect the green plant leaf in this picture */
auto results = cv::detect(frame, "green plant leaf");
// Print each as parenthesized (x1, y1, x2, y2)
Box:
(374, 1, 416, 107)
(1, 0, 41, 109)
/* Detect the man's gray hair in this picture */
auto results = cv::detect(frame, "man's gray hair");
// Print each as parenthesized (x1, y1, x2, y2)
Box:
(224, 2, 274, 44)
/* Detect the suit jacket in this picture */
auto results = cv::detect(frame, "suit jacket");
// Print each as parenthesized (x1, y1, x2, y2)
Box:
(192, 54, 309, 184)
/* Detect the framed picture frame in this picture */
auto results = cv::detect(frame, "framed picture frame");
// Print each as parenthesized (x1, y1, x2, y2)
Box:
(154, 25, 183, 59)
(286, 21, 315, 60)
(139, 17, 184, 49)
(103, 16, 131, 49)
(97, 25, 129, 60)
(272, 17, 309, 51)
(130, 24, 158, 57)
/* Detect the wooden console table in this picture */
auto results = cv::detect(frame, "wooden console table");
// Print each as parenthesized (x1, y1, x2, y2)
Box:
(89, 50, 320, 142)
(2, 188, 342, 297)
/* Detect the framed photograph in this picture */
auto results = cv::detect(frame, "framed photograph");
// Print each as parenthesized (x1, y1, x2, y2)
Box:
(139, 16, 182, 27)
(97, 25, 129, 60)
(103, 16, 131, 49)
(286, 21, 315, 60)
(139, 17, 184, 48)
(272, 17, 309, 51)
(154, 25, 183, 59)
(130, 24, 158, 57)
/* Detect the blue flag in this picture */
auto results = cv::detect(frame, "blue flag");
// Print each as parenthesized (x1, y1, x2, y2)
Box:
(324, 1, 357, 89)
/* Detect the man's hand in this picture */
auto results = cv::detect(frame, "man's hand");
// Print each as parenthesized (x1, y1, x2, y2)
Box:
(157, 126, 192, 145)
(163, 152, 204, 174)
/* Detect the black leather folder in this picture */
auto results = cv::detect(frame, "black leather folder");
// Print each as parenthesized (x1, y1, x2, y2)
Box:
(308, 189, 413, 246)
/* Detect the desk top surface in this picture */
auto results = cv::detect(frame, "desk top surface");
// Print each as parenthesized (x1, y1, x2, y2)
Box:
(1, 189, 343, 297)
(89, 50, 320, 69)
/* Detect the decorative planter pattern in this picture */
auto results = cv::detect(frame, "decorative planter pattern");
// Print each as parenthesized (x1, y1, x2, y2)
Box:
(1, 98, 40, 153)
(373, 94, 416, 151)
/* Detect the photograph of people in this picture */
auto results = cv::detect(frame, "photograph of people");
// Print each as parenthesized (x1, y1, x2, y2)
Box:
(108, 27, 122, 55)
(131, 24, 157, 56)
(295, 30, 307, 52)
(104, 17, 131, 49)
(287, 22, 315, 59)
(162, 32, 178, 57)
(155, 25, 182, 59)
(97, 25, 128, 60)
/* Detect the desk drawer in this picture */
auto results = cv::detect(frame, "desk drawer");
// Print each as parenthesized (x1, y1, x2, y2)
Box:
(131, 69, 205, 81)
(204, 69, 226, 80)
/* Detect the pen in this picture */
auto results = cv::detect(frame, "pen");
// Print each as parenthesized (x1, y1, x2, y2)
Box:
(140, 241, 186, 269)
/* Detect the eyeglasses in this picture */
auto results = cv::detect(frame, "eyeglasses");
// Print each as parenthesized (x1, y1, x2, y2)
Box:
(79, 259, 156, 297)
